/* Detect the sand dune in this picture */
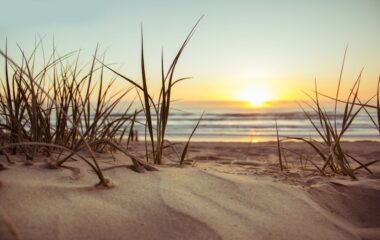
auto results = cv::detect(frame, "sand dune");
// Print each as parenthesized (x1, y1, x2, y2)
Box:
(1, 141, 380, 240)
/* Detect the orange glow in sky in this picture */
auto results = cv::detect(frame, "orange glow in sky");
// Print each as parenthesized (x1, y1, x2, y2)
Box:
(2, 0, 379, 108)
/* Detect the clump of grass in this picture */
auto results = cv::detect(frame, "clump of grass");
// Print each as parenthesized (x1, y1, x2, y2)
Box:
(0, 41, 149, 186)
(103, 17, 203, 165)
(0, 20, 204, 185)
(0, 44, 117, 186)
(276, 52, 379, 179)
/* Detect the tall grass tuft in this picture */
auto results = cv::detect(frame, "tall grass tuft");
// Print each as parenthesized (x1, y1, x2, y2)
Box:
(276, 53, 378, 179)
(0, 43, 145, 186)
(102, 17, 203, 165)
(0, 20, 203, 185)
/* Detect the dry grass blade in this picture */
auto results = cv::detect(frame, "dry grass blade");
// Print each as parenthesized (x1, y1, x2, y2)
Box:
(88, 139, 158, 172)
(377, 76, 380, 133)
(275, 120, 283, 171)
(140, 27, 156, 163)
(353, 159, 380, 172)
(334, 46, 348, 134)
(345, 153, 373, 174)
(180, 112, 203, 166)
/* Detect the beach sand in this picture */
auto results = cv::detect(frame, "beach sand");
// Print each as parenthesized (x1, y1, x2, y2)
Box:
(1, 141, 379, 240)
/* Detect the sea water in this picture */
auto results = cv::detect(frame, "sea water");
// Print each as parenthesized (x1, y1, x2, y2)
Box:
(122, 102, 380, 142)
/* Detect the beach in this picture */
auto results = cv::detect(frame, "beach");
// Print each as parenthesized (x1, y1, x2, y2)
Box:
(1, 1, 380, 239)
(1, 141, 379, 240)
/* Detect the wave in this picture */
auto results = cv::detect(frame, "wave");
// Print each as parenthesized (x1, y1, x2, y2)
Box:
(104, 109, 380, 142)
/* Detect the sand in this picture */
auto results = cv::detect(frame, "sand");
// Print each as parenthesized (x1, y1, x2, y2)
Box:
(1, 141, 380, 240)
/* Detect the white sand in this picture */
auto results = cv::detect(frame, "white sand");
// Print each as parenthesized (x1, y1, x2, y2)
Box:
(1, 141, 380, 240)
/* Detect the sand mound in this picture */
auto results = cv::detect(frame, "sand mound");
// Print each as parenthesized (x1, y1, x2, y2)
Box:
(1, 159, 376, 240)
(1, 141, 380, 240)
(308, 179, 380, 240)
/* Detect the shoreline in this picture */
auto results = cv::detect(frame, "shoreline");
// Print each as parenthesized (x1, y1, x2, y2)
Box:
(170, 139, 380, 143)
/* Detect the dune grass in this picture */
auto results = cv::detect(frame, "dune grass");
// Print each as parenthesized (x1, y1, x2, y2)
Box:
(276, 53, 379, 179)
(102, 17, 203, 165)
(0, 43, 133, 186)
(0, 20, 203, 186)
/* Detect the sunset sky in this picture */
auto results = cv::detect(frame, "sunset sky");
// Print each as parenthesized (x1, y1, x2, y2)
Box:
(1, 0, 379, 107)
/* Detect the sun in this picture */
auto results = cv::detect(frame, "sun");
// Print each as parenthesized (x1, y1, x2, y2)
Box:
(238, 86, 274, 107)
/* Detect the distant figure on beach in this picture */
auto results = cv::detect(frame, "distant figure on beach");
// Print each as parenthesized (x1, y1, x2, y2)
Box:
(129, 129, 134, 141)
(134, 130, 139, 142)
(129, 129, 139, 142)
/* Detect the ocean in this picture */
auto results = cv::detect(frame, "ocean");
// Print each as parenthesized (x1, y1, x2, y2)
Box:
(127, 102, 380, 142)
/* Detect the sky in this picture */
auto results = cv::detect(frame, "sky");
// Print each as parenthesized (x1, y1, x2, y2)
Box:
(1, 0, 379, 107)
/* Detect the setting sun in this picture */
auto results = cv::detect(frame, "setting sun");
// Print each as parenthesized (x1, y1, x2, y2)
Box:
(238, 86, 274, 107)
